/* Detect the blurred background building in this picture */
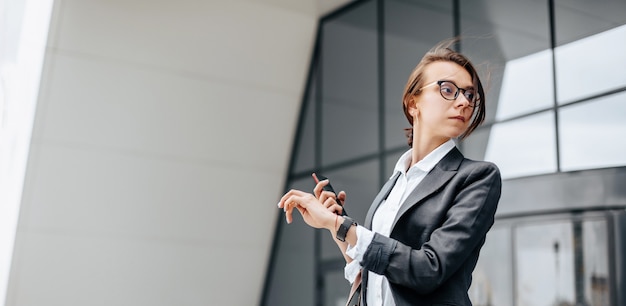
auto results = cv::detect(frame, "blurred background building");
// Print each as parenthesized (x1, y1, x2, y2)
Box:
(1, 0, 625, 306)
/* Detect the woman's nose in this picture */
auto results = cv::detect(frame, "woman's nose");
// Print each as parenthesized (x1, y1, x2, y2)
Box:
(454, 94, 471, 108)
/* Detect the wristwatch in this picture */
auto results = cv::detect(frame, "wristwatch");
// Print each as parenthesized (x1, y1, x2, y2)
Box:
(336, 216, 357, 242)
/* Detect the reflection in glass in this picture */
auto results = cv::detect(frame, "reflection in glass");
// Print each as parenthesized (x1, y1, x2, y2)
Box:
(484, 111, 556, 179)
(583, 220, 610, 306)
(515, 218, 611, 306)
(515, 221, 575, 306)
(559, 92, 626, 172)
(495, 50, 554, 120)
(555, 24, 626, 104)
(469, 227, 513, 306)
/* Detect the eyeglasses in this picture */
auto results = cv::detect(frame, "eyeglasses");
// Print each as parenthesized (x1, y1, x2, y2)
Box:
(421, 80, 479, 107)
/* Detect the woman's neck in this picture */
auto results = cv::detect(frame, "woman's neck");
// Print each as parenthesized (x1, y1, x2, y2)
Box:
(410, 135, 449, 168)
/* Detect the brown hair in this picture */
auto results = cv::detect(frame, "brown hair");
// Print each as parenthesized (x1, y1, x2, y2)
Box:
(402, 39, 486, 147)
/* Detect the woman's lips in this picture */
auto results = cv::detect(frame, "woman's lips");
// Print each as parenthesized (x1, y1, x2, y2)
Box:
(451, 116, 466, 122)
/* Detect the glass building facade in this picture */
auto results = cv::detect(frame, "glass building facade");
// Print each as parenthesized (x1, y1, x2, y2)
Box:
(263, 0, 626, 305)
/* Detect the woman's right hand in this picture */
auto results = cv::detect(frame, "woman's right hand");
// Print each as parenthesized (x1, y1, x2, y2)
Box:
(312, 173, 347, 216)
(278, 188, 335, 229)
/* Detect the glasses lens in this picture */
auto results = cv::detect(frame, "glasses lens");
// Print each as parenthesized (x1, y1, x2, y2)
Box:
(439, 82, 458, 100)
(464, 90, 476, 103)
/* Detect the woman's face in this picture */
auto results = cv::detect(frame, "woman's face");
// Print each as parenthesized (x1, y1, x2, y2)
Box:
(409, 61, 474, 140)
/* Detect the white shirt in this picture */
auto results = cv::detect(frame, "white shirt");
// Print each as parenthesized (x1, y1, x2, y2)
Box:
(344, 139, 456, 306)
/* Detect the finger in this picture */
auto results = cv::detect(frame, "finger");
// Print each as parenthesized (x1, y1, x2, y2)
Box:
(311, 173, 321, 197)
(319, 190, 336, 205)
(312, 173, 320, 184)
(322, 197, 336, 209)
(278, 190, 295, 209)
(334, 204, 343, 215)
(323, 198, 343, 215)
(337, 191, 347, 205)
(313, 179, 329, 199)
(284, 198, 293, 223)
(284, 195, 302, 224)
(285, 193, 315, 214)
(278, 189, 307, 208)
(284, 194, 306, 221)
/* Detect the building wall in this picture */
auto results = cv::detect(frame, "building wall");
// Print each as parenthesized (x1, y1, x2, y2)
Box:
(2, 0, 352, 305)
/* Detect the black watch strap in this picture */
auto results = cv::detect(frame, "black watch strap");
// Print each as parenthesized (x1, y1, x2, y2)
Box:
(336, 216, 357, 242)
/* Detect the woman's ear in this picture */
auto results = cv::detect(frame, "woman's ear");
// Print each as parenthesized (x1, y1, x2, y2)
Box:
(408, 98, 419, 117)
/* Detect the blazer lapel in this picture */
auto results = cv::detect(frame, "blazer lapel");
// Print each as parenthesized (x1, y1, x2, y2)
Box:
(364, 171, 401, 229)
(391, 147, 464, 229)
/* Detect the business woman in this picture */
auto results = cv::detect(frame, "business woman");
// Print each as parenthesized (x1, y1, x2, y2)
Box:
(278, 40, 502, 306)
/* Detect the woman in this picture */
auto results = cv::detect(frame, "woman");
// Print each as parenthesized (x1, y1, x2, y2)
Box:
(278, 40, 501, 306)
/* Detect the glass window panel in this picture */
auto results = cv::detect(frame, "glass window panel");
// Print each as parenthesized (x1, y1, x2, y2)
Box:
(485, 111, 557, 179)
(559, 92, 626, 171)
(322, 99, 378, 165)
(323, 270, 350, 306)
(514, 217, 611, 306)
(321, 1, 378, 166)
(582, 219, 610, 306)
(515, 221, 576, 306)
(461, 0, 551, 60)
(554, 0, 626, 47)
(385, 106, 409, 151)
(264, 178, 316, 306)
(469, 227, 513, 306)
(383, 0, 453, 149)
(385, 150, 405, 180)
(460, 126, 491, 161)
(495, 50, 554, 120)
(293, 69, 317, 173)
(320, 159, 379, 260)
(555, 24, 626, 104)
(461, 0, 551, 124)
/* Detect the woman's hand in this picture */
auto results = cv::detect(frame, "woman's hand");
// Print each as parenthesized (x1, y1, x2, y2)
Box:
(278, 189, 336, 231)
(312, 174, 347, 216)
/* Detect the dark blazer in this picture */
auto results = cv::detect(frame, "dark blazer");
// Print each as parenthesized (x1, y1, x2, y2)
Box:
(359, 147, 501, 306)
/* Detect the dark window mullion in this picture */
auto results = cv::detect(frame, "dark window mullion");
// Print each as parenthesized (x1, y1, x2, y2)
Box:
(548, 0, 562, 172)
(378, 0, 386, 187)
(314, 23, 324, 306)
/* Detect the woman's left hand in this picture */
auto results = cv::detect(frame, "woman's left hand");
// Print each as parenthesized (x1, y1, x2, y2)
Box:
(278, 189, 336, 231)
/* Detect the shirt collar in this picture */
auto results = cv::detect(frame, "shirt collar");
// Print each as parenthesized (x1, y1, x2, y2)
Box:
(393, 139, 456, 175)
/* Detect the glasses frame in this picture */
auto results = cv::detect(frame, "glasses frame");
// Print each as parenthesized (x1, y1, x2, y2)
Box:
(420, 80, 480, 107)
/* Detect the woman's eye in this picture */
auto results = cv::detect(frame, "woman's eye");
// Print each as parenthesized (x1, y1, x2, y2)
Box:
(441, 86, 454, 93)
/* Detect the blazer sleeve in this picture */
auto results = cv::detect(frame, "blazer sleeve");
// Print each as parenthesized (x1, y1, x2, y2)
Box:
(360, 162, 502, 294)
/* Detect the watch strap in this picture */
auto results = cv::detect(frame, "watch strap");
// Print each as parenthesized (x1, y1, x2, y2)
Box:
(336, 216, 356, 242)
